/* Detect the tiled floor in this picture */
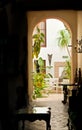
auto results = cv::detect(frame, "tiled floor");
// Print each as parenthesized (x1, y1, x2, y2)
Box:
(19, 93, 69, 130)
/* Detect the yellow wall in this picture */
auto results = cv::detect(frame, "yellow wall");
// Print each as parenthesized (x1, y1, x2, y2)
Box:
(77, 11, 82, 68)
(27, 10, 79, 101)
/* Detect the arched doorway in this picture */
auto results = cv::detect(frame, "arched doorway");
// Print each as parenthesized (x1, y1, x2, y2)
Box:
(27, 11, 77, 102)
(32, 18, 72, 98)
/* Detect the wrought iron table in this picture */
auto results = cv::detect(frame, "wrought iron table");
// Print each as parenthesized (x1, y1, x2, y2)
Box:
(15, 106, 51, 130)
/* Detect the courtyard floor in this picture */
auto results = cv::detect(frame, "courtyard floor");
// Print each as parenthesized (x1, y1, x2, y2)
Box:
(19, 93, 69, 130)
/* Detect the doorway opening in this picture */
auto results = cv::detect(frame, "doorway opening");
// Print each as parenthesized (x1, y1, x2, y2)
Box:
(32, 18, 72, 100)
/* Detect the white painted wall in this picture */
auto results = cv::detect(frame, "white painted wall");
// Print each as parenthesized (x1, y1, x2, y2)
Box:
(39, 19, 70, 77)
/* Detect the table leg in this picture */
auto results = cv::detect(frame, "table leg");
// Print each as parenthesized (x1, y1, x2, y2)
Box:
(22, 120, 25, 130)
(47, 108, 51, 130)
(15, 120, 18, 130)
(62, 85, 68, 103)
(46, 121, 51, 130)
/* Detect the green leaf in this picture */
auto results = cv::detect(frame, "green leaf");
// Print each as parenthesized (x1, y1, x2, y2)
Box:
(32, 27, 45, 58)
(38, 57, 44, 67)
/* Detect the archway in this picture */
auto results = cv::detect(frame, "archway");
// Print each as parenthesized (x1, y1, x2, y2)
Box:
(27, 11, 77, 102)
(32, 18, 72, 98)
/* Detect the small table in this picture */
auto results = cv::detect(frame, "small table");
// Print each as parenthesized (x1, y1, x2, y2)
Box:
(58, 83, 75, 103)
(15, 106, 51, 130)
(55, 82, 77, 103)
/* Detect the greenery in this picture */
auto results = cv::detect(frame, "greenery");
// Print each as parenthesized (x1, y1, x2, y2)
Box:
(32, 72, 50, 99)
(38, 57, 45, 72)
(32, 27, 49, 99)
(57, 28, 71, 58)
(32, 57, 53, 99)
(57, 28, 71, 80)
(63, 60, 71, 79)
(32, 27, 45, 58)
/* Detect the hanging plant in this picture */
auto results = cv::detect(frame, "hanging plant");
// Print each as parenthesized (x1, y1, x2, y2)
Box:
(32, 27, 45, 58)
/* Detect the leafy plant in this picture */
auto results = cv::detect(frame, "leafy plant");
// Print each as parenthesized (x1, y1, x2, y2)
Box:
(57, 28, 71, 80)
(57, 28, 71, 58)
(32, 27, 45, 58)
(32, 57, 53, 98)
(38, 57, 45, 72)
(32, 72, 50, 98)
(63, 60, 71, 79)
(32, 27, 45, 98)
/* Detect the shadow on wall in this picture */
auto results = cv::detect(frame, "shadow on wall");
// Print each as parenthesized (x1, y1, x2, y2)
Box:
(16, 86, 27, 110)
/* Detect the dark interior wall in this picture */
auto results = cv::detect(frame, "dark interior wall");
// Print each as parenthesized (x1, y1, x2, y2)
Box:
(0, 2, 28, 130)
(6, 1, 28, 109)
(0, 0, 82, 130)
(15, 0, 82, 11)
(0, 6, 9, 130)
(5, 2, 27, 107)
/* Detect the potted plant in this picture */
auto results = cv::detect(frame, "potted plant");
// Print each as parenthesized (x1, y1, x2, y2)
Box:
(32, 57, 52, 99)
(32, 71, 50, 98)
